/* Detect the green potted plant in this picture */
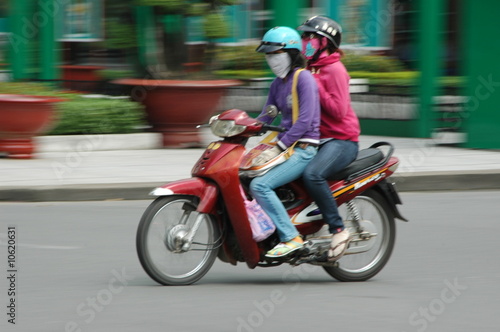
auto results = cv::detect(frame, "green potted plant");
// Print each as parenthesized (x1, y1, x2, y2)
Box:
(111, 0, 242, 148)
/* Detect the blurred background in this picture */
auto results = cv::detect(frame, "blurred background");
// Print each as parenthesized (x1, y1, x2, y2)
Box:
(1, 0, 500, 149)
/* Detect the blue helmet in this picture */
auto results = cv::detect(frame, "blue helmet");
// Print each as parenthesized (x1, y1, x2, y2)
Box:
(256, 26, 302, 53)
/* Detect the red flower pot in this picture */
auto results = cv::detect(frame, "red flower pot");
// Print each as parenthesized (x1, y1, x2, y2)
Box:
(0, 94, 63, 159)
(60, 65, 105, 92)
(113, 78, 242, 148)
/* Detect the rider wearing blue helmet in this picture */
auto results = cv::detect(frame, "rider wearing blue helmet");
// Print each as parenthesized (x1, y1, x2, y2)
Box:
(250, 27, 321, 258)
(256, 26, 304, 79)
(256, 26, 303, 53)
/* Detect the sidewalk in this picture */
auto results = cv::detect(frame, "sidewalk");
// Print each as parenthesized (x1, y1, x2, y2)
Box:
(1, 131, 500, 201)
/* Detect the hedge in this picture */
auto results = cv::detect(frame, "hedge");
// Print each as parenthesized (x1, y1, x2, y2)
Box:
(348, 72, 464, 95)
(49, 97, 146, 135)
(342, 52, 406, 72)
(0, 82, 147, 135)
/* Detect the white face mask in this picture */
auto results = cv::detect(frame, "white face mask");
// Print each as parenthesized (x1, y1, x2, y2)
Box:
(265, 53, 291, 79)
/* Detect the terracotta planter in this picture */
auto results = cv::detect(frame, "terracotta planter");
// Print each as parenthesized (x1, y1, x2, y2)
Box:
(0, 94, 63, 159)
(182, 62, 204, 73)
(113, 78, 242, 148)
(60, 65, 105, 92)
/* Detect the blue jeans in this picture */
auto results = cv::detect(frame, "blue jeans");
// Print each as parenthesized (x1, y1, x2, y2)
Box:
(250, 146, 317, 242)
(302, 139, 358, 234)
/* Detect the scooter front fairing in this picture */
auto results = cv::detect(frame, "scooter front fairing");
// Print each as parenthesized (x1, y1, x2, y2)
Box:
(151, 141, 263, 268)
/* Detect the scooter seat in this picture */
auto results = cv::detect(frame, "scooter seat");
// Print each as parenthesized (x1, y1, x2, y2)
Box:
(329, 148, 384, 180)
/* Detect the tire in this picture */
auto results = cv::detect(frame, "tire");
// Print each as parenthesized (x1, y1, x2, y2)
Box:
(323, 189, 396, 282)
(136, 196, 221, 285)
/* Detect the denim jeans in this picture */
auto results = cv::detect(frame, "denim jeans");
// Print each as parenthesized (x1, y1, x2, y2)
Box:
(250, 146, 317, 242)
(302, 139, 358, 234)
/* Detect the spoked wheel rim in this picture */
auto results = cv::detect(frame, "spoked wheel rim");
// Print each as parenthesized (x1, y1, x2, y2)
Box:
(337, 196, 391, 274)
(138, 197, 220, 285)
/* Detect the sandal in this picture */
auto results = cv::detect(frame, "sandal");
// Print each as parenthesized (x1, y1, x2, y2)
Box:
(328, 229, 352, 261)
(265, 237, 303, 258)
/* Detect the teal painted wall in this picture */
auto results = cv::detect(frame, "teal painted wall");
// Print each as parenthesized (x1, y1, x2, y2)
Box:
(267, 0, 307, 28)
(0, 18, 7, 33)
(359, 119, 419, 138)
(315, 0, 392, 48)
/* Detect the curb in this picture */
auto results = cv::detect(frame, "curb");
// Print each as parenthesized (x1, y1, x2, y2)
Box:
(34, 130, 221, 153)
(35, 133, 163, 153)
(0, 183, 161, 202)
(392, 170, 500, 192)
(2, 171, 500, 202)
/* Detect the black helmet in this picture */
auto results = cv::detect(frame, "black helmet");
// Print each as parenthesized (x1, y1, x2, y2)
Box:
(297, 15, 342, 49)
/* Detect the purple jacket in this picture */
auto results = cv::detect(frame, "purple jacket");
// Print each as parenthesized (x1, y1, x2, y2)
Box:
(259, 68, 320, 149)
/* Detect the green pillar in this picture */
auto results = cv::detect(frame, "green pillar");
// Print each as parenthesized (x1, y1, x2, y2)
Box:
(416, 0, 446, 138)
(39, 0, 59, 80)
(135, 6, 158, 68)
(8, 0, 32, 80)
(267, 0, 307, 28)
(462, 0, 500, 148)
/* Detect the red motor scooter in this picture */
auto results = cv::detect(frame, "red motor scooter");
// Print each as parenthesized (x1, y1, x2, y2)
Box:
(136, 108, 407, 285)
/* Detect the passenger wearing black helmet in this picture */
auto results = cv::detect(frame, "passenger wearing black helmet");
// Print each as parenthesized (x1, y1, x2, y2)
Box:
(298, 16, 361, 261)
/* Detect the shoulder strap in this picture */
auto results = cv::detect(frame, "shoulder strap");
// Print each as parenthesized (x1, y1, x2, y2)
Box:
(261, 68, 305, 144)
(291, 68, 305, 124)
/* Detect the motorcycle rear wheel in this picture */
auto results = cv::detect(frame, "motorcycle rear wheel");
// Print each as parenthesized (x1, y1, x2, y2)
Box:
(323, 189, 396, 282)
(136, 195, 220, 285)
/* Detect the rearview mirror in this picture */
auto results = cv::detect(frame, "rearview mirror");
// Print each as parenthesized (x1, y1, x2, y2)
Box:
(263, 105, 279, 118)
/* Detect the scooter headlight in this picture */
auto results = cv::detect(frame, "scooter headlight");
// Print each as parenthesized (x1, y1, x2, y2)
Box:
(210, 119, 246, 137)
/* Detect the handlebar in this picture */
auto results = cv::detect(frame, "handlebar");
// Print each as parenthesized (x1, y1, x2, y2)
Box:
(261, 124, 286, 133)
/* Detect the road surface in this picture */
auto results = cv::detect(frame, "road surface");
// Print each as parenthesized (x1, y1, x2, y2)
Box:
(0, 191, 498, 331)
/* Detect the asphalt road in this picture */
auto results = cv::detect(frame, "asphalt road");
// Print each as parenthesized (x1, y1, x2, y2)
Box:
(0, 191, 499, 332)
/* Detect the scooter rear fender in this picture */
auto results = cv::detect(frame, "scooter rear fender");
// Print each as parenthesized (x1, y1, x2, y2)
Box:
(150, 178, 219, 214)
(373, 180, 408, 221)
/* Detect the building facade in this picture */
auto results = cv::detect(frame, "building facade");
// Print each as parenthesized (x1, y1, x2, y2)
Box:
(2, 0, 500, 148)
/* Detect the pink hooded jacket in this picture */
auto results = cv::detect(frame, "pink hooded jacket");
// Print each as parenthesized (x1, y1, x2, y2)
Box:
(307, 52, 360, 142)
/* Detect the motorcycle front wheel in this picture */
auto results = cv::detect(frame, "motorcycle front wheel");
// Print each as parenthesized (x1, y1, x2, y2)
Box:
(136, 195, 221, 285)
(323, 189, 396, 282)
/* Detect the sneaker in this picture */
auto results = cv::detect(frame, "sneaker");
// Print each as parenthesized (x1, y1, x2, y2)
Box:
(265, 237, 303, 258)
(328, 229, 352, 261)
